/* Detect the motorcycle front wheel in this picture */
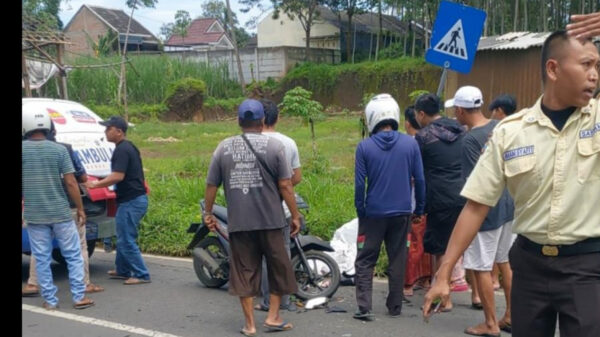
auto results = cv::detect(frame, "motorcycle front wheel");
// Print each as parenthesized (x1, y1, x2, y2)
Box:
(291, 250, 340, 300)
(193, 237, 228, 288)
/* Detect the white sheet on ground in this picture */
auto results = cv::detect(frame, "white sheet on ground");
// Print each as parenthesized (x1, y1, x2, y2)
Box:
(326, 218, 358, 276)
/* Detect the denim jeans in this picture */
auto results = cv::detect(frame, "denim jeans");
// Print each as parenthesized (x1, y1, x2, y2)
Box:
(27, 220, 86, 306)
(115, 194, 150, 280)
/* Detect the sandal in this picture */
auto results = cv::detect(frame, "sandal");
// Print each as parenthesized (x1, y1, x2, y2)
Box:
(264, 321, 293, 332)
(471, 302, 483, 310)
(85, 283, 105, 293)
(107, 270, 128, 279)
(254, 303, 269, 312)
(73, 297, 95, 310)
(240, 328, 256, 336)
(124, 277, 151, 285)
(42, 302, 58, 311)
(22, 284, 40, 297)
(499, 320, 512, 333)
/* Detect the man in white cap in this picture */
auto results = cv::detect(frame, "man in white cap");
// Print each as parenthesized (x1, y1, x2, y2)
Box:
(448, 86, 515, 337)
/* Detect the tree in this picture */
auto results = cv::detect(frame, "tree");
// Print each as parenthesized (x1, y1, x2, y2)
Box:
(118, 0, 158, 121)
(23, 0, 63, 29)
(272, 0, 324, 61)
(201, 0, 251, 48)
(159, 22, 175, 41)
(224, 0, 246, 93)
(173, 10, 192, 45)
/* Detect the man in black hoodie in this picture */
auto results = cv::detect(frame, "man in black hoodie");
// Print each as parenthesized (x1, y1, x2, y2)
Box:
(414, 93, 466, 311)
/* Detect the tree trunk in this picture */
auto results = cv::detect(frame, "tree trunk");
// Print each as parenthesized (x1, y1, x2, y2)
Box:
(513, 0, 519, 31)
(309, 118, 316, 157)
(375, 0, 382, 61)
(542, 0, 548, 31)
(347, 14, 353, 64)
(305, 27, 311, 61)
(118, 1, 135, 122)
(500, 0, 505, 34)
(523, 0, 528, 31)
(225, 0, 245, 93)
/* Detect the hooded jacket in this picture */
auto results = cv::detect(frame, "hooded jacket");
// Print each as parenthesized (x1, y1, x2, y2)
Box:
(355, 130, 425, 218)
(415, 117, 466, 213)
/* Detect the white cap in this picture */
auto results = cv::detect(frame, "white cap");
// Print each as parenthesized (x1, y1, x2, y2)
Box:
(444, 86, 483, 109)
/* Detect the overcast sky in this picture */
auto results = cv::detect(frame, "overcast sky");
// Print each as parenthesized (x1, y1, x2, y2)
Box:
(58, 0, 271, 37)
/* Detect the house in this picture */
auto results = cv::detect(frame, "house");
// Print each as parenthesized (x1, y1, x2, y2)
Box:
(444, 32, 552, 112)
(63, 4, 160, 56)
(164, 18, 234, 51)
(258, 6, 429, 61)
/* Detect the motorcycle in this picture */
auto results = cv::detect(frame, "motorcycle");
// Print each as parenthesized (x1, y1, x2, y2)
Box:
(186, 195, 341, 300)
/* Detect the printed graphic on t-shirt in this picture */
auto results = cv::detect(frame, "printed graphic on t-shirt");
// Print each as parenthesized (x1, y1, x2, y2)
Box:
(223, 136, 267, 194)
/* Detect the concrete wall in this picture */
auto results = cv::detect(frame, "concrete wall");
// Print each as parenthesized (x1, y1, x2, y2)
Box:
(164, 46, 340, 82)
(258, 11, 340, 50)
(64, 6, 110, 57)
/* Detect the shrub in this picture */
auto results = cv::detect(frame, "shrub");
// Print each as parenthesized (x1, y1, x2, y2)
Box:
(279, 86, 324, 157)
(164, 78, 206, 120)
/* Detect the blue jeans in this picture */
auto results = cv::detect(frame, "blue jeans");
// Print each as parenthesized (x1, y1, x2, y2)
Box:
(27, 220, 86, 306)
(115, 194, 150, 280)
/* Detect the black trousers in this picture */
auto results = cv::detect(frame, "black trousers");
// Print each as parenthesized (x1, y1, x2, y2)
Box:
(354, 215, 410, 315)
(510, 240, 600, 337)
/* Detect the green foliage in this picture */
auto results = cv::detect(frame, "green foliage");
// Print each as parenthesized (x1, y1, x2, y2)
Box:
(46, 55, 242, 105)
(86, 103, 168, 123)
(279, 86, 324, 123)
(360, 92, 375, 109)
(173, 10, 192, 40)
(203, 96, 245, 113)
(164, 78, 207, 120)
(165, 78, 207, 102)
(409, 89, 430, 102)
(281, 58, 434, 95)
(378, 42, 405, 60)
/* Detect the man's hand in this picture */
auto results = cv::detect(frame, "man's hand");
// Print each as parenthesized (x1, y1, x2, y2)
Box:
(290, 215, 301, 237)
(76, 208, 86, 227)
(567, 12, 600, 40)
(411, 214, 423, 224)
(422, 274, 451, 320)
(84, 180, 97, 190)
(204, 214, 217, 232)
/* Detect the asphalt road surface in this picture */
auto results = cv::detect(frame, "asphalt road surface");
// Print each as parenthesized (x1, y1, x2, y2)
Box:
(23, 250, 521, 337)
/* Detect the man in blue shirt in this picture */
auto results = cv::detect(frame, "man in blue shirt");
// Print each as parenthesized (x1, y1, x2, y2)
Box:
(353, 94, 426, 320)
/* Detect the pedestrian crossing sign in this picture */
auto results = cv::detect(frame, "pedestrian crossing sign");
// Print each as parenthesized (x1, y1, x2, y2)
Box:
(426, 1, 486, 73)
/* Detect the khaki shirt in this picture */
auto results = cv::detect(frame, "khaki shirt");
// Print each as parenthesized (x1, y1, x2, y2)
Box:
(461, 96, 600, 245)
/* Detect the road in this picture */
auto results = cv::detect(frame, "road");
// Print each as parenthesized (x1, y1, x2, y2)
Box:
(23, 251, 516, 337)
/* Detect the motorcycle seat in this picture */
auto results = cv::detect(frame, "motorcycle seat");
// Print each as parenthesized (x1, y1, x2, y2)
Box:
(212, 204, 228, 222)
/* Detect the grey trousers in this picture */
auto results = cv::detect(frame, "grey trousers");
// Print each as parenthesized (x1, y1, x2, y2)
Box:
(260, 225, 292, 308)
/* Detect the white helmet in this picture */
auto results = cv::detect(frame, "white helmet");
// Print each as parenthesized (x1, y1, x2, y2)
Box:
(22, 107, 51, 137)
(364, 93, 400, 134)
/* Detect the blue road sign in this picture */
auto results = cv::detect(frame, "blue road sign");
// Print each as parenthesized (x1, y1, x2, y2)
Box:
(425, 1, 487, 74)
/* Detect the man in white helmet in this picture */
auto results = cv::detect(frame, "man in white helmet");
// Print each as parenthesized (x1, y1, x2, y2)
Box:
(22, 109, 94, 310)
(353, 94, 426, 320)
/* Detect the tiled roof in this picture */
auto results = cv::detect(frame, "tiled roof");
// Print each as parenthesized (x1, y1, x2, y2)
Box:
(166, 18, 226, 46)
(87, 5, 156, 38)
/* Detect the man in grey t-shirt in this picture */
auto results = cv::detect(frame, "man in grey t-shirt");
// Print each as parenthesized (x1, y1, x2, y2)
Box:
(255, 99, 302, 312)
(204, 99, 301, 335)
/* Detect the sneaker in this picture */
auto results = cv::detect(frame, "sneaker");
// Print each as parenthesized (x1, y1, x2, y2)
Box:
(353, 310, 374, 321)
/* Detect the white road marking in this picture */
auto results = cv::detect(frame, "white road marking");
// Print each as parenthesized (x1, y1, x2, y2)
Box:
(22, 304, 182, 337)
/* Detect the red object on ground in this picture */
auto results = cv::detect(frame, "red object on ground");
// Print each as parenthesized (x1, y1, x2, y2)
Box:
(405, 216, 432, 286)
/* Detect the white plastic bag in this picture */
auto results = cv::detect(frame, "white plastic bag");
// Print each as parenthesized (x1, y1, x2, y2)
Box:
(326, 218, 358, 276)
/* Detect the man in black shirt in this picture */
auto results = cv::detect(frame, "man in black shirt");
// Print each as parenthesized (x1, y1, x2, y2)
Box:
(85, 116, 150, 285)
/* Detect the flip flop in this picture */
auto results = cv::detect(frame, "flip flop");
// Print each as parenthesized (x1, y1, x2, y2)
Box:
(263, 321, 293, 332)
(124, 277, 151, 285)
(107, 270, 128, 279)
(471, 302, 483, 310)
(499, 321, 512, 333)
(463, 327, 500, 337)
(73, 297, 95, 310)
(85, 283, 105, 293)
(240, 328, 256, 337)
(254, 303, 269, 312)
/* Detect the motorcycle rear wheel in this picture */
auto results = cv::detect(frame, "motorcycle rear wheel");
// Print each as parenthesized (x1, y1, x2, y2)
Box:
(193, 236, 228, 288)
(291, 250, 340, 301)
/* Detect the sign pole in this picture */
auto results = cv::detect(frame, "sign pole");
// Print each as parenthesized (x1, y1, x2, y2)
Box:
(436, 63, 449, 98)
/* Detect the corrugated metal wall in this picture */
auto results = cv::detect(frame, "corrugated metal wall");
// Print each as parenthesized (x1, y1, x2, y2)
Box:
(445, 48, 543, 115)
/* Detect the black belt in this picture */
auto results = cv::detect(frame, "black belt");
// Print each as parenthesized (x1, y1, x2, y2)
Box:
(516, 235, 600, 257)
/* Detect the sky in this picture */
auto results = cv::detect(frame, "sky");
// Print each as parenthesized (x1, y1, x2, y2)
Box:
(58, 0, 272, 37)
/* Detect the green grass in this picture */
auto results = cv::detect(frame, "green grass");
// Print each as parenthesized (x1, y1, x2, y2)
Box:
(129, 115, 399, 274)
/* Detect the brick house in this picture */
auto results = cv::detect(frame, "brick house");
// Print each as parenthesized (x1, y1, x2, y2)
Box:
(63, 4, 159, 57)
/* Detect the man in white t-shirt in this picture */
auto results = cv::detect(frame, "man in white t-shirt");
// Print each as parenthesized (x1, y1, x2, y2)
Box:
(255, 99, 302, 311)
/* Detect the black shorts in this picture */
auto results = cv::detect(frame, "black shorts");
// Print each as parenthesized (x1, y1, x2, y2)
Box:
(229, 229, 297, 297)
(424, 207, 463, 255)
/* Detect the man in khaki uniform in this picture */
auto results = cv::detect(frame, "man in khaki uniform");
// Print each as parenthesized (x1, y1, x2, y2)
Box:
(423, 31, 600, 337)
